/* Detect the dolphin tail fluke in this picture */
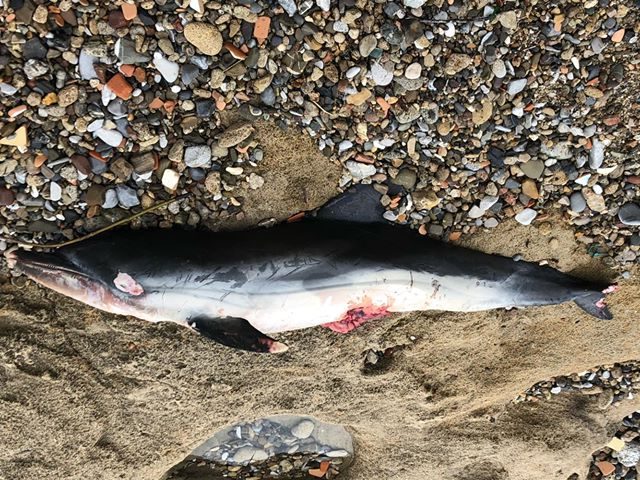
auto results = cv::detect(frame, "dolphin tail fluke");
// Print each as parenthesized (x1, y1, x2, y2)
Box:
(574, 292, 613, 320)
(189, 316, 289, 353)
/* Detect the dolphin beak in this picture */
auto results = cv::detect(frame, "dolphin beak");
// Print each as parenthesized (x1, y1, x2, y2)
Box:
(9, 249, 99, 301)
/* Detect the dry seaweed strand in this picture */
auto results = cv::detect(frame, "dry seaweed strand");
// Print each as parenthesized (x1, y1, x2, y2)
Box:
(2, 193, 191, 250)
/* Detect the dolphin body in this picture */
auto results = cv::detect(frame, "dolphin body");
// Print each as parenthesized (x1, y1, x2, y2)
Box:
(8, 187, 614, 353)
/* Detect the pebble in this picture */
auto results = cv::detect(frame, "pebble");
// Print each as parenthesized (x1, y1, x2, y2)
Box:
(515, 208, 537, 225)
(58, 85, 79, 107)
(359, 35, 377, 58)
(507, 79, 528, 96)
(184, 23, 223, 56)
(444, 54, 472, 76)
(541, 142, 573, 160)
(492, 59, 507, 79)
(618, 204, 640, 226)
(0, 126, 28, 147)
(95, 128, 123, 147)
(570, 192, 587, 213)
(521, 160, 544, 179)
(391, 169, 417, 190)
(370, 62, 394, 86)
(346, 161, 376, 180)
(468, 196, 499, 219)
(115, 185, 140, 208)
(405, 63, 422, 80)
(583, 188, 606, 213)
(403, 0, 426, 7)
(412, 190, 440, 210)
(153, 52, 179, 83)
(184, 145, 212, 168)
(616, 444, 640, 467)
(218, 123, 254, 148)
(278, 0, 297, 16)
(291, 420, 315, 439)
(589, 139, 605, 169)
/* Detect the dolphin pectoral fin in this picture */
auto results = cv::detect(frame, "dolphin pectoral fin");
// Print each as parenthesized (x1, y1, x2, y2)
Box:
(314, 183, 386, 224)
(574, 292, 613, 320)
(188, 316, 289, 353)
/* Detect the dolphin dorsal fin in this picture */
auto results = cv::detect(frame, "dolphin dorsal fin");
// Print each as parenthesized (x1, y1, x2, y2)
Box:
(314, 184, 386, 224)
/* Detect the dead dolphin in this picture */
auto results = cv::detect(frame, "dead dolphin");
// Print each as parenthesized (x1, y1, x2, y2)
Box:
(7, 186, 615, 353)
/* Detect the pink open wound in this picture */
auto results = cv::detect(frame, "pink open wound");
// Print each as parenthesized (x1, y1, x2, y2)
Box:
(322, 305, 389, 334)
(113, 272, 144, 296)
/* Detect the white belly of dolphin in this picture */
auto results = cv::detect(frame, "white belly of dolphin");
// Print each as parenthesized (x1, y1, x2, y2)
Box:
(123, 268, 514, 334)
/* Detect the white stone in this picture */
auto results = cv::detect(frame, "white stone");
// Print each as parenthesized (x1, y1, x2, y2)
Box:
(492, 59, 506, 79)
(153, 52, 179, 83)
(468, 196, 499, 219)
(0, 82, 18, 95)
(515, 208, 537, 225)
(78, 49, 98, 80)
(184, 145, 211, 168)
(589, 139, 605, 169)
(403, 0, 426, 6)
(405, 62, 422, 80)
(189, 0, 205, 13)
(575, 174, 591, 186)
(87, 119, 104, 133)
(95, 128, 123, 147)
(49, 182, 62, 202)
(346, 160, 376, 179)
(507, 78, 528, 96)
(102, 189, 118, 209)
(541, 142, 573, 160)
(370, 62, 394, 86)
(291, 420, 315, 439)
(316, 0, 330, 11)
(162, 169, 180, 190)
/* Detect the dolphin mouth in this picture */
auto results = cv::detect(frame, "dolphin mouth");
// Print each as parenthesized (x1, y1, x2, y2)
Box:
(8, 249, 103, 303)
(9, 250, 87, 279)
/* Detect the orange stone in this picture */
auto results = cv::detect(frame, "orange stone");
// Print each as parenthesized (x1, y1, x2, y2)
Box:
(121, 2, 137, 20)
(355, 153, 374, 164)
(119, 64, 136, 77)
(308, 468, 324, 478)
(596, 461, 615, 476)
(626, 176, 640, 185)
(149, 97, 164, 109)
(106, 73, 133, 100)
(253, 16, 271, 44)
(449, 231, 462, 241)
(418, 224, 428, 235)
(224, 42, 247, 60)
(611, 28, 625, 43)
(42, 92, 58, 105)
(8, 105, 27, 118)
(603, 116, 620, 126)
(34, 154, 47, 168)
(163, 100, 176, 113)
(133, 67, 146, 83)
(89, 150, 108, 163)
(53, 13, 64, 27)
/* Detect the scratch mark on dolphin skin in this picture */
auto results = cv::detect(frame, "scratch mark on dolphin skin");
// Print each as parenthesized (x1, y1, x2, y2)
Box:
(213, 267, 248, 288)
(410, 271, 414, 288)
(431, 279, 441, 299)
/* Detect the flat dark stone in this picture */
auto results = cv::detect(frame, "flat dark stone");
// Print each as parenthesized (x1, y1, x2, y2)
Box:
(22, 38, 47, 59)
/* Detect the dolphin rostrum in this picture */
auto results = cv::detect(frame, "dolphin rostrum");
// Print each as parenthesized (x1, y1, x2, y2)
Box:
(7, 186, 615, 353)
